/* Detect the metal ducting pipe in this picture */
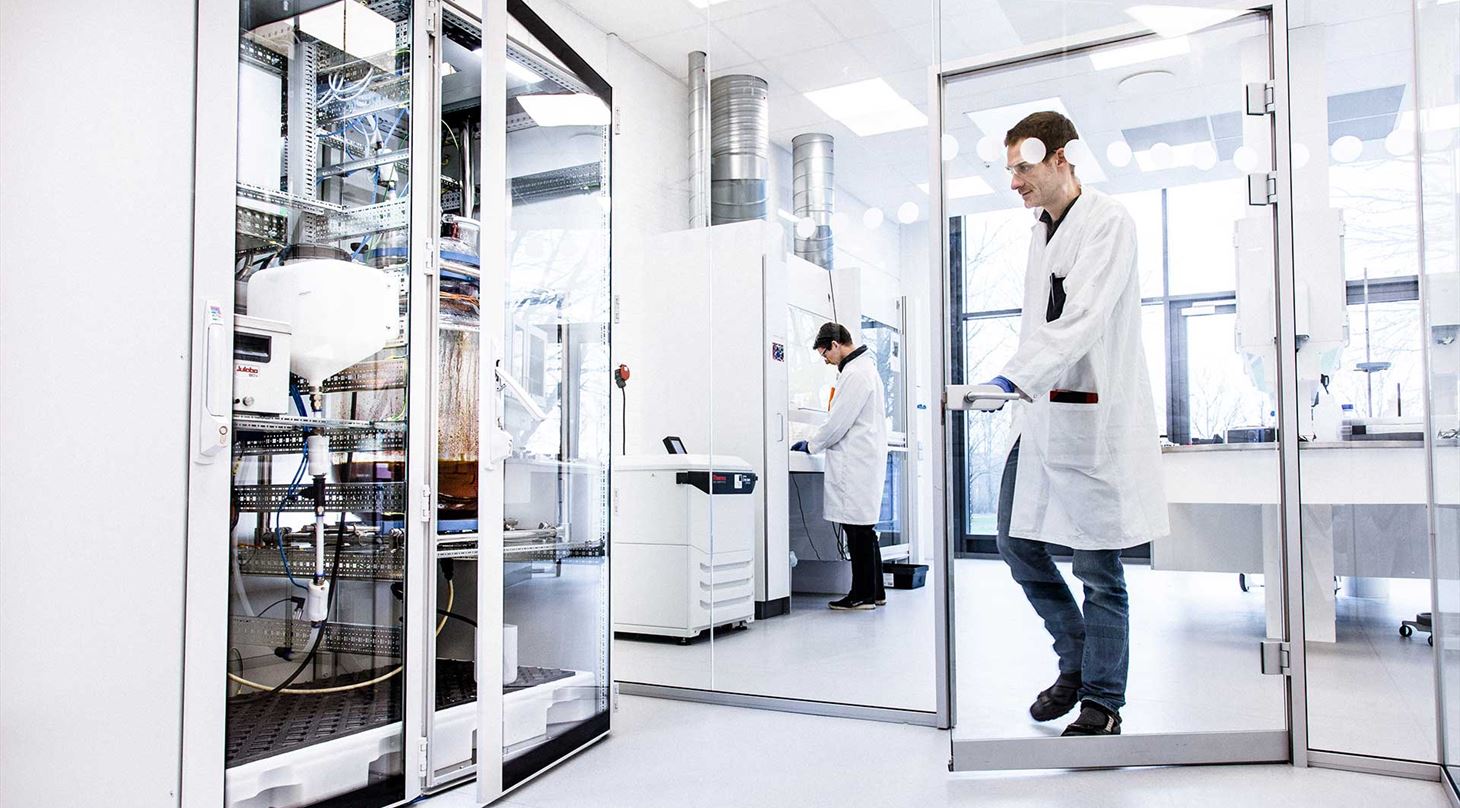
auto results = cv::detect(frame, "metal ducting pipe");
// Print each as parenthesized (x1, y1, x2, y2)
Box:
(710, 74, 769, 224)
(792, 133, 835, 270)
(688, 52, 712, 228)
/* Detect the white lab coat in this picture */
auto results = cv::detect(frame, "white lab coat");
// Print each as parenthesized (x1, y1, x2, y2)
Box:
(809, 348, 888, 526)
(1001, 188, 1169, 550)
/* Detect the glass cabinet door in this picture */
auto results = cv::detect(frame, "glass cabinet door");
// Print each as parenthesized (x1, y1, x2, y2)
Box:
(479, 2, 615, 797)
(225, 1, 421, 806)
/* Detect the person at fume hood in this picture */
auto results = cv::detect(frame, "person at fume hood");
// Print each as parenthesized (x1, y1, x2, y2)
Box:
(965, 111, 1169, 737)
(791, 323, 889, 611)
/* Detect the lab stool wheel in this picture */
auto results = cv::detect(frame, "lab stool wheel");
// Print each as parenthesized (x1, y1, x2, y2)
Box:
(1400, 612, 1433, 646)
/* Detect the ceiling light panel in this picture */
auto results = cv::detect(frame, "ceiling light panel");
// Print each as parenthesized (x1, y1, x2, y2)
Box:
(965, 97, 1071, 142)
(1124, 5, 1244, 38)
(517, 94, 611, 127)
(804, 78, 928, 137)
(1088, 37, 1190, 71)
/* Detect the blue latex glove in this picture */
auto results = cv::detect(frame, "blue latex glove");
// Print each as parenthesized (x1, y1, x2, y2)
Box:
(968, 376, 1018, 412)
(791, 440, 810, 453)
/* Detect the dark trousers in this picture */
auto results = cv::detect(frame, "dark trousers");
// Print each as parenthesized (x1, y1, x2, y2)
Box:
(996, 440, 1130, 713)
(842, 523, 886, 602)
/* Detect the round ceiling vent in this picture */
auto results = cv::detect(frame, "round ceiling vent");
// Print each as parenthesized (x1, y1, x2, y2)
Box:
(1117, 69, 1177, 97)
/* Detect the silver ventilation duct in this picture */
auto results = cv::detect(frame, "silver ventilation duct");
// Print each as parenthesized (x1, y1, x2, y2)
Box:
(688, 52, 712, 228)
(710, 74, 769, 224)
(791, 133, 835, 270)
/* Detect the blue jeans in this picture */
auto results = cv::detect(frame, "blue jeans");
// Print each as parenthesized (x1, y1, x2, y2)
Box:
(996, 441, 1129, 713)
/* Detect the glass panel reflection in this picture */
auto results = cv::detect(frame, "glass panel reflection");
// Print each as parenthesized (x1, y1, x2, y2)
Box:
(500, 20, 612, 786)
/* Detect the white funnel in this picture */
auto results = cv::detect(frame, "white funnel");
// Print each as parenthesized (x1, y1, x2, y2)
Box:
(248, 259, 398, 397)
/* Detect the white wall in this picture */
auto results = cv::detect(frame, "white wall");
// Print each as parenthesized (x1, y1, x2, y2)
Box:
(0, 1, 195, 805)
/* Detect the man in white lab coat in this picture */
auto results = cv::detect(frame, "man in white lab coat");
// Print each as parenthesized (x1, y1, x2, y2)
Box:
(968, 112, 1169, 736)
(792, 322, 890, 611)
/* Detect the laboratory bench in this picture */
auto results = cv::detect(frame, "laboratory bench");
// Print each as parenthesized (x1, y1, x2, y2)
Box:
(1159, 439, 1457, 641)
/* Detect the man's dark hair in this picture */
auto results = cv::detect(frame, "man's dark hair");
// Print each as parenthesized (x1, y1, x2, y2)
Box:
(813, 322, 853, 351)
(1004, 111, 1080, 159)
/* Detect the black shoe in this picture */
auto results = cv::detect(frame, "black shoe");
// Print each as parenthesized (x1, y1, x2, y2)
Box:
(874, 597, 887, 606)
(829, 596, 875, 611)
(1029, 673, 1081, 722)
(1061, 701, 1122, 736)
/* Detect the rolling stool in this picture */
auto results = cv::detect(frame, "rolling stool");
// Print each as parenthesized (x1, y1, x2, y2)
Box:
(1400, 612, 1433, 646)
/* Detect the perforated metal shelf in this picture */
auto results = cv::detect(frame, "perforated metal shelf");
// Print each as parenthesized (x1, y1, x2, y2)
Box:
(234, 430, 406, 457)
(233, 481, 406, 514)
(237, 546, 406, 581)
(230, 616, 402, 657)
(226, 660, 575, 767)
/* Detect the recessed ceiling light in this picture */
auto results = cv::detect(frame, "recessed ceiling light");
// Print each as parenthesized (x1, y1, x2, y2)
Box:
(917, 176, 995, 199)
(517, 94, 611, 127)
(804, 79, 928, 137)
(1125, 5, 1243, 38)
(1088, 37, 1190, 71)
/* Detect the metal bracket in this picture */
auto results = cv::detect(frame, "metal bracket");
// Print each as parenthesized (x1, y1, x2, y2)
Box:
(1245, 80, 1275, 115)
(1247, 172, 1278, 206)
(1260, 639, 1291, 675)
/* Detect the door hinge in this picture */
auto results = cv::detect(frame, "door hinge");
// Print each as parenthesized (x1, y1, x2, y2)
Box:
(416, 737, 429, 776)
(614, 106, 622, 135)
(1245, 80, 1275, 115)
(420, 484, 433, 522)
(1248, 172, 1278, 206)
(1260, 639, 1291, 675)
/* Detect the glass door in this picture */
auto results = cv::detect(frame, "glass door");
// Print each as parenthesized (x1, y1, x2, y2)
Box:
(477, 0, 614, 800)
(937, 9, 1295, 768)
(222, 1, 425, 805)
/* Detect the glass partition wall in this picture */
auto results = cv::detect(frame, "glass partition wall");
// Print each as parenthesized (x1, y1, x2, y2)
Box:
(1288, 0, 1436, 766)
(554, 0, 941, 720)
(1418, 0, 1460, 798)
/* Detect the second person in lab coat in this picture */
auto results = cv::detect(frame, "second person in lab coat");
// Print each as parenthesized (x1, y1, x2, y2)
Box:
(967, 111, 1169, 736)
(792, 322, 889, 611)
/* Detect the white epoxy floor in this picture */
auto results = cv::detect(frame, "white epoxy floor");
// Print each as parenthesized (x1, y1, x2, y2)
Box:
(614, 558, 1436, 760)
(420, 695, 1449, 808)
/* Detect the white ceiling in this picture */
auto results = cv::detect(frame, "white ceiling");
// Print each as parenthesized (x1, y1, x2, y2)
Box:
(555, 0, 1421, 219)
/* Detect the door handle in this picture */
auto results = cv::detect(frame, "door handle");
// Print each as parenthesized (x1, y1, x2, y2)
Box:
(196, 298, 231, 461)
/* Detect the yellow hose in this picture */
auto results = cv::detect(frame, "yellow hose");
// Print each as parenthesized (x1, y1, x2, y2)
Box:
(227, 580, 454, 695)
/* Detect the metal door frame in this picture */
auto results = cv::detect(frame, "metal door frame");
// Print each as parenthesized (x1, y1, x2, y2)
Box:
(926, 3, 1307, 772)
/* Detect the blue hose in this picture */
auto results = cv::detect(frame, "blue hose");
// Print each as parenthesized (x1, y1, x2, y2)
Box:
(274, 439, 312, 589)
